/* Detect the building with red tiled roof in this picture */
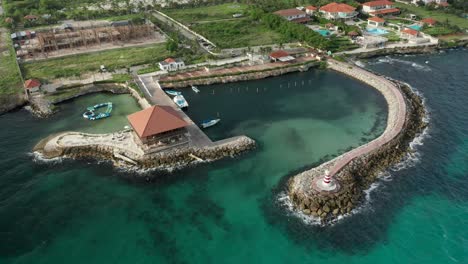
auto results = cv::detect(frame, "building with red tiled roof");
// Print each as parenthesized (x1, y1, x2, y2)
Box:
(127, 105, 189, 142)
(362, 0, 399, 16)
(319, 3, 357, 20)
(400, 28, 419, 39)
(421, 18, 437, 26)
(24, 15, 38, 21)
(368, 16, 386, 27)
(273, 8, 310, 23)
(269, 50, 295, 62)
(305, 6, 318, 15)
(24, 79, 41, 95)
(159, 58, 185, 71)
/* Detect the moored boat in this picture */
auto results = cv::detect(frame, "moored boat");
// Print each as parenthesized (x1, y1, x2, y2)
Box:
(173, 95, 189, 108)
(191, 85, 200, 93)
(200, 119, 220, 128)
(165, 90, 181, 96)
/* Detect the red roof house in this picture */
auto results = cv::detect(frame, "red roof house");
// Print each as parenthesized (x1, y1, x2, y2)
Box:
(269, 50, 295, 62)
(401, 28, 419, 38)
(319, 3, 357, 20)
(305, 6, 318, 15)
(24, 15, 38, 21)
(24, 79, 41, 89)
(362, 0, 394, 7)
(421, 18, 437, 26)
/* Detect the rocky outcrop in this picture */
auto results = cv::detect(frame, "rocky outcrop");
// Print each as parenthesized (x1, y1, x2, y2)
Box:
(287, 61, 427, 225)
(161, 62, 319, 88)
(49, 83, 129, 104)
(0, 93, 27, 115)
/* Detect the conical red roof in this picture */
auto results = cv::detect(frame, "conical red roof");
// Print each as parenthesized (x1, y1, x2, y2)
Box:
(127, 106, 188, 138)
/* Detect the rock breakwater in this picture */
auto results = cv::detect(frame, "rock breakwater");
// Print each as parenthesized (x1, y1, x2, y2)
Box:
(287, 60, 427, 224)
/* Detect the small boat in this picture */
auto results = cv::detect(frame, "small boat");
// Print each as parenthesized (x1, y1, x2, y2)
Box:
(165, 90, 181, 96)
(83, 102, 113, 120)
(191, 85, 200, 93)
(173, 95, 189, 108)
(200, 119, 220, 128)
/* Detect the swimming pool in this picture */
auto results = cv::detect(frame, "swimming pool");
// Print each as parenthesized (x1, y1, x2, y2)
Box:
(366, 28, 389, 35)
(408, 24, 422, 31)
(315, 29, 331, 37)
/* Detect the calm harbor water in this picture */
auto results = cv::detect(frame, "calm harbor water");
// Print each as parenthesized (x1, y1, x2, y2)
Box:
(0, 50, 467, 263)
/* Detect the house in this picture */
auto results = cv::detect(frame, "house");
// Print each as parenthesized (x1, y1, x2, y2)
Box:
(305, 6, 318, 15)
(319, 2, 357, 20)
(368, 17, 386, 27)
(400, 28, 420, 39)
(158, 58, 185, 71)
(420, 18, 437, 26)
(24, 79, 41, 94)
(362, 1, 400, 16)
(273, 9, 311, 23)
(24, 15, 38, 22)
(412, 0, 448, 6)
(269, 50, 295, 62)
(127, 105, 189, 144)
(348, 31, 360, 39)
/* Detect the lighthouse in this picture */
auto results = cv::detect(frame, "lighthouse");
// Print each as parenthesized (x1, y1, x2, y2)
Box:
(313, 169, 338, 192)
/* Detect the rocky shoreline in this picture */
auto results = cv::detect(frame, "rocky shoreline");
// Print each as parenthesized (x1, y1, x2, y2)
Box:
(287, 61, 427, 225)
(34, 131, 256, 173)
(0, 93, 27, 115)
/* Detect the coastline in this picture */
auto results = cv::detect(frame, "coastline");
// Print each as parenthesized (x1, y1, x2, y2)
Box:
(287, 59, 427, 224)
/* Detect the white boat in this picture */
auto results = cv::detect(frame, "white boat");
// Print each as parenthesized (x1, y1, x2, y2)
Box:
(165, 90, 181, 96)
(200, 119, 220, 128)
(191, 85, 200, 93)
(173, 95, 189, 108)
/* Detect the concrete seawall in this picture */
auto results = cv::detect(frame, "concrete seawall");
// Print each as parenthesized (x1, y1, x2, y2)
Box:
(288, 59, 427, 224)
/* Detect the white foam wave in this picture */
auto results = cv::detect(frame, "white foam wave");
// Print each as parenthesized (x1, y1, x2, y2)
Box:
(277, 191, 322, 226)
(30, 151, 64, 164)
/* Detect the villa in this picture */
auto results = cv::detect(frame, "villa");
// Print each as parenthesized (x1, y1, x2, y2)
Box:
(362, 0, 400, 17)
(273, 8, 311, 23)
(305, 6, 318, 15)
(319, 2, 357, 20)
(159, 58, 185, 72)
(127, 105, 189, 145)
(421, 18, 437, 26)
(400, 28, 420, 39)
(368, 17, 386, 27)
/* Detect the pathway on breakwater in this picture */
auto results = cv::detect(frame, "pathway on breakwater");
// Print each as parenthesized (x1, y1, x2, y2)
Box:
(325, 59, 406, 178)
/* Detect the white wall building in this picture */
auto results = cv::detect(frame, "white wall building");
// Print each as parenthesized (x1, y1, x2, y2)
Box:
(159, 58, 185, 71)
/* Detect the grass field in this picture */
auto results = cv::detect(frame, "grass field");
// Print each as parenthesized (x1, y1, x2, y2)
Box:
(22, 44, 170, 80)
(191, 19, 284, 49)
(163, 3, 249, 24)
(422, 26, 458, 36)
(0, 29, 23, 95)
(395, 3, 468, 30)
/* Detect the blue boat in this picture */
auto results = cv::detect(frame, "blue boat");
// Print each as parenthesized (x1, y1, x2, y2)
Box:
(200, 119, 220, 128)
(165, 90, 181, 96)
(173, 95, 189, 108)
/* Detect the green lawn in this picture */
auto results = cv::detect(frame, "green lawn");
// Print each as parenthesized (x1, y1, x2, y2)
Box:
(22, 44, 171, 80)
(0, 29, 23, 95)
(422, 26, 457, 36)
(163, 3, 249, 24)
(385, 31, 401, 42)
(395, 3, 468, 30)
(190, 19, 284, 49)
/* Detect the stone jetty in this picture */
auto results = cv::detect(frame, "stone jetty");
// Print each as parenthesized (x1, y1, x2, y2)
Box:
(34, 130, 255, 171)
(288, 59, 427, 224)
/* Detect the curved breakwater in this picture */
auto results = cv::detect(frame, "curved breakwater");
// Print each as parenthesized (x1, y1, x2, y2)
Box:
(287, 59, 427, 224)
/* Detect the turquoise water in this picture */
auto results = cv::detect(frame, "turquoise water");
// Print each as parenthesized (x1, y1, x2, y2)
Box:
(366, 28, 389, 35)
(315, 29, 331, 37)
(408, 24, 422, 31)
(1, 50, 467, 263)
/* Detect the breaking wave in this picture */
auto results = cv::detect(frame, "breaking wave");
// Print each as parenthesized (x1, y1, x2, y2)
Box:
(369, 56, 431, 72)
